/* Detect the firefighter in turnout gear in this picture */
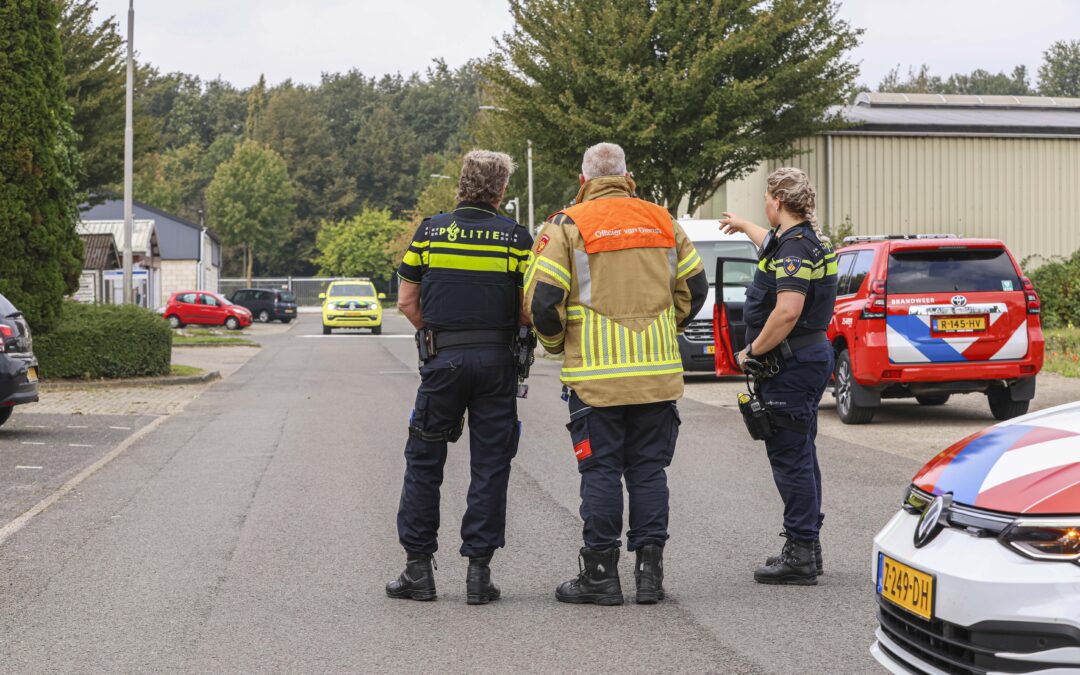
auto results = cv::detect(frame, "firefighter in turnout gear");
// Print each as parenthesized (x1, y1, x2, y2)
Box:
(387, 150, 533, 604)
(720, 167, 838, 586)
(525, 143, 709, 605)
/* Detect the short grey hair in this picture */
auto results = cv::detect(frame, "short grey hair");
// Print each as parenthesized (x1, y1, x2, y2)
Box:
(581, 143, 627, 179)
(457, 150, 514, 205)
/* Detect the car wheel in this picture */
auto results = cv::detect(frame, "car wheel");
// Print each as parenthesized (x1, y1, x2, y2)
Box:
(0, 406, 12, 427)
(323, 325, 331, 335)
(988, 387, 1030, 421)
(167, 315, 183, 329)
(258, 310, 271, 323)
(834, 349, 876, 424)
(916, 394, 950, 406)
(225, 317, 240, 331)
(371, 325, 382, 336)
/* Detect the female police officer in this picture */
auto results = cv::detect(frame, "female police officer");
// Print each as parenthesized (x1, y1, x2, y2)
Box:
(720, 167, 837, 586)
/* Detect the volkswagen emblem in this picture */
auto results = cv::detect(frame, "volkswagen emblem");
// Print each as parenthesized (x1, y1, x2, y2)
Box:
(914, 493, 952, 548)
(951, 295, 968, 307)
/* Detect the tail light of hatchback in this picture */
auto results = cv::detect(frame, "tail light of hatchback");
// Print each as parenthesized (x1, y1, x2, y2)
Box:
(860, 280, 887, 320)
(1021, 277, 1040, 315)
(0, 324, 12, 353)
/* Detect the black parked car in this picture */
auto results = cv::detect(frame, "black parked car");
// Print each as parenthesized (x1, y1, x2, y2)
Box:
(0, 293, 39, 427)
(228, 288, 298, 323)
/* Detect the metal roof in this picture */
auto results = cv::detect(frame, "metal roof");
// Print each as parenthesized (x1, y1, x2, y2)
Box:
(80, 199, 220, 261)
(76, 220, 159, 257)
(79, 233, 120, 270)
(834, 92, 1080, 137)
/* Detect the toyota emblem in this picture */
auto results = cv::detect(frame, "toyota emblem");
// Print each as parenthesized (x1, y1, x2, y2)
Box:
(951, 295, 968, 307)
(914, 493, 952, 548)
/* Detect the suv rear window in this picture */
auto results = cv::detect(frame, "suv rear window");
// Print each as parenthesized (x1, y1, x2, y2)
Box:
(888, 248, 1021, 294)
(277, 292, 296, 303)
(0, 293, 18, 317)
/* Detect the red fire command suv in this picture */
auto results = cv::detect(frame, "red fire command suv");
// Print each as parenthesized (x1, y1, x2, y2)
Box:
(827, 234, 1043, 424)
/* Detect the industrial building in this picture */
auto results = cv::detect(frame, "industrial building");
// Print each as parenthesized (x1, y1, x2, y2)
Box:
(696, 93, 1080, 264)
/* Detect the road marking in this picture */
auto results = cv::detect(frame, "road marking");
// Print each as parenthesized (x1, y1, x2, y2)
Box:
(66, 425, 89, 429)
(69, 444, 94, 448)
(23, 425, 48, 429)
(0, 415, 172, 548)
(15, 466, 42, 470)
(108, 426, 131, 430)
(297, 334, 412, 339)
(21, 442, 45, 446)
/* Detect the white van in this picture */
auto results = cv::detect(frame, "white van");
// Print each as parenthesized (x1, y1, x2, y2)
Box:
(676, 219, 758, 373)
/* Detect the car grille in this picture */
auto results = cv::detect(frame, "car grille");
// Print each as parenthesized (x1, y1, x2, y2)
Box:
(878, 597, 1080, 674)
(683, 319, 713, 343)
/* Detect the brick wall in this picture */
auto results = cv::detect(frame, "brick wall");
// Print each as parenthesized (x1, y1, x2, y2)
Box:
(159, 260, 224, 300)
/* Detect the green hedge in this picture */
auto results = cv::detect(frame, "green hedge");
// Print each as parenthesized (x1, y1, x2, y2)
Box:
(1028, 251, 1080, 329)
(34, 302, 172, 379)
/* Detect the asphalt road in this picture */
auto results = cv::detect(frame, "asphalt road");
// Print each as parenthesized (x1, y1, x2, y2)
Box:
(0, 313, 933, 673)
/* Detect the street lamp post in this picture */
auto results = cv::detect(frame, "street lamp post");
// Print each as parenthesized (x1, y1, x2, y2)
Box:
(478, 106, 535, 234)
(122, 0, 135, 304)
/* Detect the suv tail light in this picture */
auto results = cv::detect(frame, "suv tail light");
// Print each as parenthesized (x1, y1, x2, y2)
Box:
(1021, 277, 1040, 315)
(861, 279, 887, 320)
(0, 324, 12, 353)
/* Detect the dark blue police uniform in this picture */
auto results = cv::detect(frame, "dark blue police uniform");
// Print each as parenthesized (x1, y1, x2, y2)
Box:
(743, 222, 838, 543)
(395, 202, 533, 558)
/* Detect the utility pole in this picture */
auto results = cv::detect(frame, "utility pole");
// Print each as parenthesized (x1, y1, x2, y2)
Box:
(122, 0, 135, 304)
(527, 140, 535, 235)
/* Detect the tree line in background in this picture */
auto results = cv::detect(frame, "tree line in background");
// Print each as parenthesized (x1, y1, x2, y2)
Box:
(7, 0, 1080, 332)
(876, 40, 1080, 97)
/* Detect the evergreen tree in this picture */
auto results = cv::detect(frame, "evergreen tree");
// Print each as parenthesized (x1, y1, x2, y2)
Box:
(0, 0, 84, 332)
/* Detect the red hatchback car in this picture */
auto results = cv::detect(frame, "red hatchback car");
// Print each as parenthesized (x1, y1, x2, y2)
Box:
(827, 234, 1043, 424)
(164, 291, 252, 330)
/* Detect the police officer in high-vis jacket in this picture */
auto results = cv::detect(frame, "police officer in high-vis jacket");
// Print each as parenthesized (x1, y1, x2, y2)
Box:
(720, 167, 838, 586)
(387, 150, 532, 604)
(525, 143, 709, 605)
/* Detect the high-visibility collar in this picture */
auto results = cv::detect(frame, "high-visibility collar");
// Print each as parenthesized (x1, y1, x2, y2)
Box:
(561, 176, 675, 254)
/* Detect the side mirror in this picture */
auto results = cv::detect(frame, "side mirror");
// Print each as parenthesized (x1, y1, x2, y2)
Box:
(318, 292, 326, 300)
(378, 293, 386, 300)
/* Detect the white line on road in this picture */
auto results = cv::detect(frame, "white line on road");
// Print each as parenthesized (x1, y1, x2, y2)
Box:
(66, 425, 89, 429)
(0, 414, 171, 547)
(23, 425, 48, 429)
(69, 444, 94, 448)
(108, 426, 131, 430)
(297, 334, 412, 339)
(21, 442, 45, 446)
(15, 466, 42, 470)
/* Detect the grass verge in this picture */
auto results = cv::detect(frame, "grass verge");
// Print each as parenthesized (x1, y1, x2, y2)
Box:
(170, 364, 204, 377)
(173, 335, 257, 347)
(1043, 328, 1080, 377)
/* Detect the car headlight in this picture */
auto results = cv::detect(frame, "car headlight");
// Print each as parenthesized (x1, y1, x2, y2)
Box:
(999, 520, 1080, 562)
(902, 484, 932, 514)
(325, 304, 336, 312)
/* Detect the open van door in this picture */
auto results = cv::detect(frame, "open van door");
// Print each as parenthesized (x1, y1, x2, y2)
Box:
(712, 255, 758, 376)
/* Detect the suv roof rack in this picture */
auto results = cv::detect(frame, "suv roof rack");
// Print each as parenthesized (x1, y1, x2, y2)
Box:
(842, 234, 958, 244)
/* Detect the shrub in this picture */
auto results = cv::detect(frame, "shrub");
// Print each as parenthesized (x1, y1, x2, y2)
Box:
(1027, 250, 1080, 329)
(34, 302, 172, 379)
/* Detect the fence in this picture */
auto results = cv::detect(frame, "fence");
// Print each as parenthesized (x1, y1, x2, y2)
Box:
(219, 276, 400, 307)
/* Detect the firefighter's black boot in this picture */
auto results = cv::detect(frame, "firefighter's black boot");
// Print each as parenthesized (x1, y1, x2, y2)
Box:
(754, 536, 818, 586)
(634, 544, 665, 605)
(385, 553, 437, 601)
(466, 554, 500, 605)
(555, 547, 623, 606)
(766, 534, 823, 575)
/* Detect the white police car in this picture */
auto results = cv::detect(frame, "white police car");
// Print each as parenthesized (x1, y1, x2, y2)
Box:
(871, 401, 1080, 674)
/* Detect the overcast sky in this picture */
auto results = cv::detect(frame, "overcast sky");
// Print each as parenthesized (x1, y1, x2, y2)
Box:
(93, 0, 1079, 92)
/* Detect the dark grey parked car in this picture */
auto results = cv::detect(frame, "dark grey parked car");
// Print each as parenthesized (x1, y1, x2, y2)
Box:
(228, 288, 298, 323)
(0, 293, 39, 427)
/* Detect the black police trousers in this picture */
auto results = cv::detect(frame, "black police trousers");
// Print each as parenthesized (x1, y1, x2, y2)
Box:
(397, 346, 520, 558)
(758, 342, 834, 542)
(565, 391, 680, 552)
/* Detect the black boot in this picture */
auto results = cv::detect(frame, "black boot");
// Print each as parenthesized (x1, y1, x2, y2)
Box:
(754, 536, 817, 586)
(555, 547, 624, 606)
(634, 545, 665, 605)
(466, 555, 501, 605)
(765, 534, 823, 575)
(385, 553, 437, 601)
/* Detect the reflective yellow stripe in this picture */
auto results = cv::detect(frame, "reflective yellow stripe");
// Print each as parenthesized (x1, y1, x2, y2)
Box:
(537, 332, 561, 349)
(402, 250, 423, 267)
(412, 240, 430, 249)
(428, 253, 507, 272)
(561, 359, 683, 381)
(509, 247, 530, 258)
(532, 257, 571, 291)
(677, 251, 701, 279)
(430, 242, 512, 254)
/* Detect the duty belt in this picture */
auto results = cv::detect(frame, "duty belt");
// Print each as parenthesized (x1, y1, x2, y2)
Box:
(434, 330, 514, 350)
(779, 331, 828, 356)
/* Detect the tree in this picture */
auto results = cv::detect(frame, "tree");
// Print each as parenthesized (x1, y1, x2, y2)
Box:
(312, 209, 409, 284)
(349, 106, 422, 216)
(0, 0, 84, 333)
(484, 0, 861, 216)
(1039, 40, 1080, 97)
(58, 0, 125, 199)
(206, 140, 295, 284)
(878, 64, 1033, 95)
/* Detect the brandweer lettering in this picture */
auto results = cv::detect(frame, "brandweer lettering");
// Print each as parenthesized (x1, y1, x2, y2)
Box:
(593, 227, 664, 238)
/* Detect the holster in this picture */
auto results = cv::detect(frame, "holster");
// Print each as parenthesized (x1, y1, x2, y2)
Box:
(738, 392, 775, 441)
(514, 326, 537, 380)
(415, 328, 436, 363)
